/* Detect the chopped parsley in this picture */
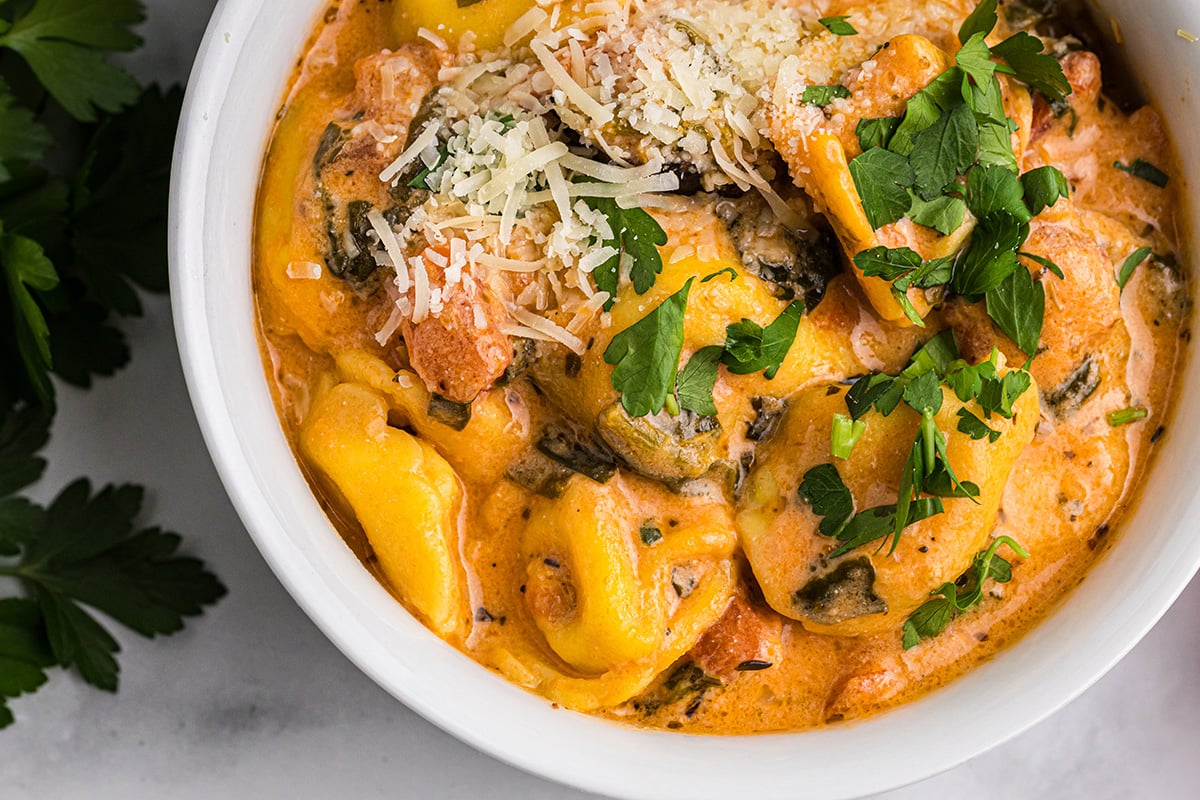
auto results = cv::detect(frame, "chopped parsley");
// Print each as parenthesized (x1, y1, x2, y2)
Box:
(721, 302, 803, 379)
(802, 333, 1033, 558)
(902, 536, 1028, 649)
(956, 408, 1000, 443)
(856, 117, 900, 151)
(584, 195, 668, 309)
(853, 246, 953, 327)
(675, 346, 723, 417)
(984, 266, 1045, 356)
(958, 0, 999, 45)
(818, 16, 857, 36)
(797, 463, 854, 537)
(1114, 159, 1170, 188)
(909, 102, 979, 200)
(907, 194, 967, 236)
(1116, 247, 1153, 289)
(604, 279, 693, 418)
(1020, 165, 1071, 215)
(848, 147, 916, 229)
(842, 0, 1071, 352)
(990, 32, 1071, 103)
(605, 288, 805, 418)
(802, 84, 852, 107)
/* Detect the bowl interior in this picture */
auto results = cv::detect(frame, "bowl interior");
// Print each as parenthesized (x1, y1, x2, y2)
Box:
(169, 2, 1200, 798)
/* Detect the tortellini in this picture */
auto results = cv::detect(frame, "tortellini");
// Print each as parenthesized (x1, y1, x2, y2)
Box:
(737, 374, 1039, 637)
(301, 382, 466, 636)
(496, 475, 737, 710)
(529, 207, 864, 482)
(334, 350, 533, 486)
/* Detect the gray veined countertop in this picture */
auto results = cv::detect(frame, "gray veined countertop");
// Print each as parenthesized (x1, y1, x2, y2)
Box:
(5, 2, 1199, 798)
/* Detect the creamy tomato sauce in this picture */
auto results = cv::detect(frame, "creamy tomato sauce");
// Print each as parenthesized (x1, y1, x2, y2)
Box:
(254, 0, 1189, 733)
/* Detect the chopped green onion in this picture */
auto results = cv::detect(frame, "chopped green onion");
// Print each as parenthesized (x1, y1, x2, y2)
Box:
(831, 412, 867, 459)
(1107, 407, 1148, 427)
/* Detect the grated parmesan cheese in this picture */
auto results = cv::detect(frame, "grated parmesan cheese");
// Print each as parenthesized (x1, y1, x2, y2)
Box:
(286, 261, 323, 280)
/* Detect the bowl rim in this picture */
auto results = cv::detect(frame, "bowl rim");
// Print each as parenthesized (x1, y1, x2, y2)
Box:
(169, 1, 1200, 798)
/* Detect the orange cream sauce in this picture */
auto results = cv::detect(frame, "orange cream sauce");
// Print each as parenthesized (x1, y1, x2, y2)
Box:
(254, 0, 1189, 733)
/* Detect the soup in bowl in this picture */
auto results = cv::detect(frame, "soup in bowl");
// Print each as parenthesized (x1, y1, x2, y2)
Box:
(171, 0, 1199, 795)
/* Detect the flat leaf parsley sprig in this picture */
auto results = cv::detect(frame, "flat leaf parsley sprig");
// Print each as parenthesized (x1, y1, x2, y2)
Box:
(0, 0, 225, 728)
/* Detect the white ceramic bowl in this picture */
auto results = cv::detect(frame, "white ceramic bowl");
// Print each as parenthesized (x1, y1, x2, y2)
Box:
(169, 2, 1200, 798)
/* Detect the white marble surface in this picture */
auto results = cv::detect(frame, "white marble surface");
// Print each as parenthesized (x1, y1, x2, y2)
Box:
(4, 2, 1199, 798)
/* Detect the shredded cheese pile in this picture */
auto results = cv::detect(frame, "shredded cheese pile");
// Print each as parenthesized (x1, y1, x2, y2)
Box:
(364, 0, 844, 351)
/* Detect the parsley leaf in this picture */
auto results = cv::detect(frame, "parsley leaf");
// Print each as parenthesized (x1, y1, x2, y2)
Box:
(0, 597, 54, 727)
(958, 0, 998, 44)
(1020, 251, 1065, 279)
(853, 245, 922, 281)
(1021, 165, 1070, 216)
(956, 407, 1000, 442)
(849, 147, 916, 229)
(605, 279, 692, 417)
(675, 346, 723, 417)
(955, 32, 1000, 86)
(68, 86, 182, 309)
(2, 231, 59, 402)
(0, 0, 145, 122)
(798, 464, 854, 537)
(910, 102, 979, 200)
(990, 32, 1071, 103)
(818, 15, 857, 36)
(985, 264, 1044, 355)
(854, 246, 952, 326)
(951, 211, 1027, 297)
(831, 498, 944, 558)
(967, 164, 1031, 223)
(908, 194, 967, 235)
(0, 477, 226, 694)
(888, 69, 963, 157)
(0, 407, 49, 498)
(1116, 246, 1153, 289)
(845, 374, 897, 421)
(902, 370, 944, 415)
(856, 117, 900, 151)
(721, 301, 803, 379)
(802, 84, 851, 107)
(0, 81, 51, 183)
(0, 1, 225, 728)
(1114, 159, 1169, 188)
(977, 368, 1032, 418)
